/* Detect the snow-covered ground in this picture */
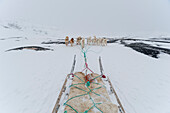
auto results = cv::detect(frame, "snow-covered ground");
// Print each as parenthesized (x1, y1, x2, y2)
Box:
(0, 21, 170, 113)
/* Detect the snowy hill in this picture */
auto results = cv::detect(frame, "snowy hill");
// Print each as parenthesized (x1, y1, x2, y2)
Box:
(0, 21, 170, 113)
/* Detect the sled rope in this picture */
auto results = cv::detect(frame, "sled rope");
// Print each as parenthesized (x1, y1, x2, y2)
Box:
(80, 43, 103, 54)
(81, 50, 94, 73)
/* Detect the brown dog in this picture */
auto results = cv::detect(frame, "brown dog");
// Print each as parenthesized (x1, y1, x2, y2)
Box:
(76, 36, 82, 45)
(65, 36, 69, 46)
(70, 38, 74, 46)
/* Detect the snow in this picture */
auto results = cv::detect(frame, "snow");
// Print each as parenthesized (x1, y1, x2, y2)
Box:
(101, 44, 170, 113)
(0, 21, 170, 113)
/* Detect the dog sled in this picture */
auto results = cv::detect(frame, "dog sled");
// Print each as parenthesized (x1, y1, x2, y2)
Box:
(52, 55, 125, 113)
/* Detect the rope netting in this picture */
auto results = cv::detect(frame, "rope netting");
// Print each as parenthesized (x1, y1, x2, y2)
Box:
(64, 73, 104, 113)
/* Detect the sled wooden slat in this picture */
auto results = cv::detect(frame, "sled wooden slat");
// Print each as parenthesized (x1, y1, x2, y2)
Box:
(107, 77, 125, 113)
(52, 74, 69, 113)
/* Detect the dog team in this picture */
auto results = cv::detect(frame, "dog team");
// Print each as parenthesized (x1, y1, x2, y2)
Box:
(65, 36, 107, 47)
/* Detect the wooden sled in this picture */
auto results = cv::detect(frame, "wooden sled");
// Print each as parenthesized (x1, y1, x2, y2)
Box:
(52, 56, 125, 113)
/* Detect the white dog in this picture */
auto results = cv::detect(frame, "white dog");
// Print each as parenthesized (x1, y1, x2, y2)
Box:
(81, 38, 85, 49)
(76, 36, 82, 45)
(92, 36, 97, 45)
(87, 36, 92, 45)
(103, 38, 107, 46)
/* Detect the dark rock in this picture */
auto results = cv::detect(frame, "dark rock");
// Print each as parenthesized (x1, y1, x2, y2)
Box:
(125, 43, 170, 58)
(42, 41, 65, 44)
(6, 46, 53, 52)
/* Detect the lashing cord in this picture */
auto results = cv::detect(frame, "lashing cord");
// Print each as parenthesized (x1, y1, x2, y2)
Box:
(64, 74, 104, 113)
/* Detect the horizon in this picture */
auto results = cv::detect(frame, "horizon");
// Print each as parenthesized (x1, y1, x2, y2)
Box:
(0, 0, 170, 36)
